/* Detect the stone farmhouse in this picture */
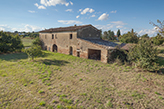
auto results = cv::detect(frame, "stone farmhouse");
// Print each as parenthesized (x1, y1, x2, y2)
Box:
(39, 24, 122, 63)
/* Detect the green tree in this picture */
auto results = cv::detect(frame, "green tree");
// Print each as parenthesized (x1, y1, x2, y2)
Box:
(128, 39, 161, 71)
(23, 45, 42, 60)
(117, 29, 121, 37)
(103, 31, 108, 39)
(108, 30, 116, 40)
(32, 37, 42, 46)
(0, 31, 24, 53)
(119, 29, 139, 43)
(140, 34, 149, 39)
(152, 33, 164, 45)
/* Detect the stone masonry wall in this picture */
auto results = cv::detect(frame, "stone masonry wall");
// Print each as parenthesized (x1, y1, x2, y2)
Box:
(77, 26, 100, 39)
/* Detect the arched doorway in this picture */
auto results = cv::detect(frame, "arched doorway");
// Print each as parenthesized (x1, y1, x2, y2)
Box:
(69, 46, 73, 55)
(53, 44, 58, 52)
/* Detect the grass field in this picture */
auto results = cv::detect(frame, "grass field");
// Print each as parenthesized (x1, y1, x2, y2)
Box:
(21, 38, 34, 47)
(0, 50, 164, 109)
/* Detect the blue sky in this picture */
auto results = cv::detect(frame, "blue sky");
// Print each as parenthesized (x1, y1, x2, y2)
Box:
(0, 0, 164, 36)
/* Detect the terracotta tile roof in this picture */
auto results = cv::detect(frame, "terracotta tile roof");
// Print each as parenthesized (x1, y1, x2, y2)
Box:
(40, 24, 99, 33)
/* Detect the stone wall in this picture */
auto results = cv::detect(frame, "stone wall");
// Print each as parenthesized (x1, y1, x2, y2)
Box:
(39, 32, 77, 55)
(77, 39, 108, 63)
(77, 26, 100, 39)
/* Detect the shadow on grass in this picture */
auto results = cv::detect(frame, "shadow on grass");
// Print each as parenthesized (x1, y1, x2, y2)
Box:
(37, 59, 69, 66)
(41, 51, 56, 57)
(0, 52, 28, 61)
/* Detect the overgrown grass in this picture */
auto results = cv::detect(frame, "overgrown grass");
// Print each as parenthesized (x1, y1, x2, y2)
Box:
(21, 38, 35, 47)
(0, 50, 164, 108)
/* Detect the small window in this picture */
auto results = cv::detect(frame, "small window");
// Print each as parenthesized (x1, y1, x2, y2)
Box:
(70, 34, 72, 39)
(45, 35, 47, 39)
(52, 34, 54, 39)
(49, 47, 50, 51)
(77, 52, 80, 57)
(55, 34, 57, 39)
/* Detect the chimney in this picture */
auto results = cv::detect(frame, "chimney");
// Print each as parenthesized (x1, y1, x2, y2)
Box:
(74, 24, 77, 26)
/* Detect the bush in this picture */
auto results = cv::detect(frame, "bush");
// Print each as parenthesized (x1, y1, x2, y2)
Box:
(32, 37, 42, 46)
(22, 45, 42, 60)
(0, 31, 24, 53)
(128, 39, 161, 71)
(152, 33, 164, 46)
(108, 47, 127, 63)
(119, 29, 139, 43)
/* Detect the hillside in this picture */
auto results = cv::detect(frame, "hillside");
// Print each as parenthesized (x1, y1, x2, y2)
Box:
(0, 51, 164, 109)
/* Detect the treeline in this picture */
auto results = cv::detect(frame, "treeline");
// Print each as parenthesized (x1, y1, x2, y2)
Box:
(0, 31, 24, 53)
(101, 29, 121, 41)
(13, 31, 39, 39)
(101, 28, 164, 46)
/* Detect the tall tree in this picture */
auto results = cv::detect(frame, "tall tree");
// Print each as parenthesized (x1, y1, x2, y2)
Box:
(119, 29, 139, 43)
(117, 29, 121, 37)
(103, 31, 108, 39)
(108, 30, 116, 40)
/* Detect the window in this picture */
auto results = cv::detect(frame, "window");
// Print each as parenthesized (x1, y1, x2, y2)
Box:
(70, 34, 72, 39)
(55, 34, 57, 39)
(49, 47, 50, 51)
(52, 34, 54, 39)
(45, 35, 47, 39)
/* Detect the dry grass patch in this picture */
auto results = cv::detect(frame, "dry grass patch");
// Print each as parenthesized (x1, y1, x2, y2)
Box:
(0, 50, 164, 108)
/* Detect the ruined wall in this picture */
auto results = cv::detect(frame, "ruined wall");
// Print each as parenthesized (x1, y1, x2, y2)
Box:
(77, 26, 101, 39)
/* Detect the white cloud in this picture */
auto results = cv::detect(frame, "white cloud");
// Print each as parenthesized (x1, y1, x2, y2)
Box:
(89, 9, 94, 13)
(34, 3, 39, 7)
(35, 3, 46, 9)
(28, 10, 35, 13)
(81, 8, 95, 15)
(40, 0, 70, 7)
(91, 14, 96, 17)
(95, 24, 114, 30)
(65, 9, 72, 12)
(38, 6, 46, 9)
(138, 27, 158, 36)
(0, 25, 12, 31)
(98, 13, 109, 21)
(116, 25, 123, 28)
(94, 21, 127, 32)
(70, 1, 73, 5)
(58, 20, 82, 24)
(0, 24, 44, 32)
(79, 9, 82, 12)
(65, 2, 69, 6)
(110, 10, 117, 13)
(111, 21, 127, 25)
(76, 15, 80, 18)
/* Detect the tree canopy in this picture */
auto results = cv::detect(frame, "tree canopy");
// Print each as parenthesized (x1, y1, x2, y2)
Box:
(0, 31, 24, 53)
(119, 29, 139, 43)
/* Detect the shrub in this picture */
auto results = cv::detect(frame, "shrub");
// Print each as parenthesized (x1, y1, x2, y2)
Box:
(0, 31, 24, 53)
(152, 33, 164, 46)
(32, 37, 42, 46)
(128, 39, 161, 71)
(22, 45, 42, 60)
(39, 101, 46, 106)
(108, 47, 127, 63)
